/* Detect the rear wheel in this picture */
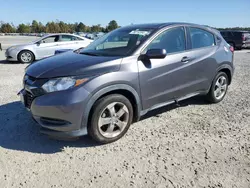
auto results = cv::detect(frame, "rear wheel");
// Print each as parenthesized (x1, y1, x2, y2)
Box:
(88, 94, 133, 144)
(18, 50, 34, 64)
(206, 72, 229, 103)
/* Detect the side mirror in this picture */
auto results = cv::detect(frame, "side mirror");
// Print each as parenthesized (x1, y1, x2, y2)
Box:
(145, 49, 167, 59)
(36, 41, 41, 45)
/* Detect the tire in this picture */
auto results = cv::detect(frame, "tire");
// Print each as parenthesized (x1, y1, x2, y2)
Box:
(18, 50, 35, 64)
(88, 94, 133, 144)
(206, 72, 229, 103)
(236, 46, 242, 50)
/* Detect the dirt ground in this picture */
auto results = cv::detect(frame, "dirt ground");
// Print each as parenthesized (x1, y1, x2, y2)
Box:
(0, 38, 249, 188)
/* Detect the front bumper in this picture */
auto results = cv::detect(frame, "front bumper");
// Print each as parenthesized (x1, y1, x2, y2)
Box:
(19, 86, 91, 138)
(5, 49, 19, 61)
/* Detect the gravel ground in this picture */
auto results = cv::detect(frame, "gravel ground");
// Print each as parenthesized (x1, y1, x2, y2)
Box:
(0, 47, 249, 188)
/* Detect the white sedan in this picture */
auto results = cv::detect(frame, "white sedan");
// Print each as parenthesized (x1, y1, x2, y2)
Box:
(5, 34, 93, 63)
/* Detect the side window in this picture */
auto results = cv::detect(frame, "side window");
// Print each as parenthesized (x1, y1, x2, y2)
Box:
(41, 35, 60, 43)
(60, 35, 75, 42)
(189, 27, 215, 49)
(146, 27, 186, 54)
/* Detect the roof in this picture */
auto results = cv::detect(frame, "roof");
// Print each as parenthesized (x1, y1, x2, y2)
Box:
(120, 22, 210, 30)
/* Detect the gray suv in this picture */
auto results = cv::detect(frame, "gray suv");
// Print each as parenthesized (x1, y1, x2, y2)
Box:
(19, 23, 234, 143)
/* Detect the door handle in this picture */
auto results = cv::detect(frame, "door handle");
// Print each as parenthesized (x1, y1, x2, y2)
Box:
(181, 56, 191, 63)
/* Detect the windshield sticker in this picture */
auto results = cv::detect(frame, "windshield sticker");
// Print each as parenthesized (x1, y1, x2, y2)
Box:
(129, 30, 150, 36)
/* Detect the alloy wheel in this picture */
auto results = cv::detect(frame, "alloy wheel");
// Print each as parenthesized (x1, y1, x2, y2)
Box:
(98, 102, 129, 138)
(214, 75, 228, 100)
(21, 52, 32, 63)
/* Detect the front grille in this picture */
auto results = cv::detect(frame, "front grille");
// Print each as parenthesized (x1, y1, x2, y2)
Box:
(25, 91, 35, 109)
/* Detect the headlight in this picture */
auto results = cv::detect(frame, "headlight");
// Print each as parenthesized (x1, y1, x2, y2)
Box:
(42, 77, 88, 93)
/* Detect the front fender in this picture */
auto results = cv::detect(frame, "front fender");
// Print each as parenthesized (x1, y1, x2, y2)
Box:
(81, 84, 142, 131)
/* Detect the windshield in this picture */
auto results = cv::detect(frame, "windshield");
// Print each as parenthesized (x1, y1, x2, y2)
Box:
(78, 27, 155, 56)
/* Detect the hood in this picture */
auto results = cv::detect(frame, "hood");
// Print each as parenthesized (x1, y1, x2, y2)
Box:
(8, 42, 34, 50)
(26, 51, 122, 78)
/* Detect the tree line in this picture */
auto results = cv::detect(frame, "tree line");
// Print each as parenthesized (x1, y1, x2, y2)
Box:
(0, 20, 119, 33)
(216, 27, 250, 31)
(1, 20, 249, 34)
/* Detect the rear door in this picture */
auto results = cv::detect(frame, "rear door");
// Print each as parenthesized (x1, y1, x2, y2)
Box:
(57, 35, 76, 50)
(74, 36, 91, 48)
(186, 27, 219, 90)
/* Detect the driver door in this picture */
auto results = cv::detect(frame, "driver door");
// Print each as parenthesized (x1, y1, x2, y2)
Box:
(138, 26, 197, 110)
(34, 35, 60, 59)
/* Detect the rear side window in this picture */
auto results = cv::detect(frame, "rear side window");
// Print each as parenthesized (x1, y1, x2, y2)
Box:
(60, 35, 77, 41)
(189, 27, 215, 49)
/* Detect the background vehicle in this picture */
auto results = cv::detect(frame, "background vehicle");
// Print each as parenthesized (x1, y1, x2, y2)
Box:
(242, 33, 250, 48)
(5, 34, 93, 63)
(19, 23, 234, 144)
(220, 30, 250, 50)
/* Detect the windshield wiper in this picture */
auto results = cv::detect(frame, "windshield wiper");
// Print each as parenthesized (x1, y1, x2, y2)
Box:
(79, 52, 100, 56)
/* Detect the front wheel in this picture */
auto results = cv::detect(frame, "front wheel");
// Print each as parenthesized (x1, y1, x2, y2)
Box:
(88, 94, 133, 144)
(18, 50, 34, 64)
(206, 72, 229, 103)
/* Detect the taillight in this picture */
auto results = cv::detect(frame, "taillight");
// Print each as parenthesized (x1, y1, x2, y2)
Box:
(230, 46, 234, 53)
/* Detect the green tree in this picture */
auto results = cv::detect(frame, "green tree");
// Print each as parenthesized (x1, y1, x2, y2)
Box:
(38, 22, 46, 33)
(17, 23, 31, 33)
(90, 24, 102, 32)
(107, 20, 118, 32)
(58, 21, 69, 33)
(46, 21, 61, 33)
(31, 20, 39, 33)
(76, 22, 86, 32)
(0, 23, 15, 33)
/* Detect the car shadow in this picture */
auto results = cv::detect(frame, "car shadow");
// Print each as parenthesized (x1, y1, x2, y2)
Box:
(0, 60, 10, 64)
(0, 101, 99, 154)
(0, 60, 36, 64)
(0, 97, 208, 154)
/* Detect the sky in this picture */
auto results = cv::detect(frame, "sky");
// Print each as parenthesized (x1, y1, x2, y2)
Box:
(0, 0, 249, 28)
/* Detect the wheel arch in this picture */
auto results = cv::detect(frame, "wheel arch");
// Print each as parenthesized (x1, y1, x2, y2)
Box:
(18, 49, 36, 61)
(81, 84, 142, 131)
(216, 64, 233, 85)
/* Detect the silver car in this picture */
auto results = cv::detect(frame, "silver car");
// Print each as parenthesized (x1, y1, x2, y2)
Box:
(5, 34, 93, 63)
